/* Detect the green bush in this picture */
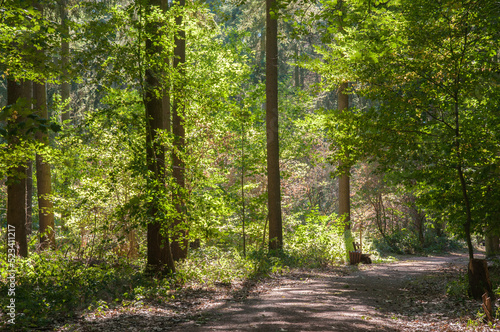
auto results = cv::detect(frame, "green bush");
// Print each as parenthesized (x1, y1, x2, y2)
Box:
(372, 228, 421, 254)
(0, 252, 168, 330)
(176, 246, 253, 285)
(284, 209, 345, 267)
(372, 229, 464, 255)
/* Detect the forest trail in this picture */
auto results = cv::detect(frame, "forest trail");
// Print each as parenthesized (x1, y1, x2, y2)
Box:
(178, 252, 485, 332)
(59, 251, 496, 332)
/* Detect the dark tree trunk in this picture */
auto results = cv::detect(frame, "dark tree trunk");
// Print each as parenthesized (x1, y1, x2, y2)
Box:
(21, 81, 33, 235)
(266, 0, 282, 251)
(34, 81, 56, 250)
(145, 0, 175, 273)
(171, 0, 188, 261)
(26, 161, 33, 235)
(6, 79, 28, 257)
(408, 193, 425, 245)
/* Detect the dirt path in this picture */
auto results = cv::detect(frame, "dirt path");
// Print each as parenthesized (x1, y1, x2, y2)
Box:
(178, 252, 490, 332)
(58, 252, 497, 332)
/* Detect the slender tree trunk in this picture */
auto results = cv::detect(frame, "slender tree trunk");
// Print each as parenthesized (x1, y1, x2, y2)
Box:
(293, 43, 300, 88)
(145, 0, 175, 273)
(241, 121, 246, 258)
(336, 0, 353, 257)
(21, 81, 33, 235)
(338, 82, 354, 256)
(26, 162, 33, 235)
(60, 0, 70, 123)
(171, 0, 187, 261)
(34, 81, 56, 250)
(408, 193, 425, 245)
(266, 0, 282, 251)
(453, 92, 473, 260)
(6, 79, 28, 257)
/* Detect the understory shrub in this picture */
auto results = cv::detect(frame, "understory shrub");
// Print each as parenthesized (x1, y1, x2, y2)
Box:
(372, 229, 464, 255)
(0, 252, 169, 330)
(284, 209, 345, 267)
(176, 246, 253, 285)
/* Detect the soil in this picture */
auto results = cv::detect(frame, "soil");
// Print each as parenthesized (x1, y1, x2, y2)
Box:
(58, 251, 499, 332)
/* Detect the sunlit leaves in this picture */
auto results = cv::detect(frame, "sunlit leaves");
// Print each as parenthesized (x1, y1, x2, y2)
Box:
(311, 0, 500, 236)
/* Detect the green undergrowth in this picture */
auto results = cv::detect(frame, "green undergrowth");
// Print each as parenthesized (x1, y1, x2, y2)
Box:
(0, 213, 400, 331)
(372, 229, 465, 255)
(0, 252, 171, 330)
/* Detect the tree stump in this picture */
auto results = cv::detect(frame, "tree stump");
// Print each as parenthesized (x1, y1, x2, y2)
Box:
(349, 251, 361, 265)
(468, 258, 493, 300)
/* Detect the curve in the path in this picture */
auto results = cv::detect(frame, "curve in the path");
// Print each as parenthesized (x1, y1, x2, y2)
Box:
(179, 253, 473, 332)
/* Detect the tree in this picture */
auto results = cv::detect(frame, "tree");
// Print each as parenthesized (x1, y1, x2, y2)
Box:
(170, 0, 187, 260)
(59, 0, 71, 123)
(34, 81, 56, 249)
(22, 81, 33, 236)
(32, 1, 56, 250)
(6, 79, 28, 257)
(338, 82, 354, 255)
(145, 0, 175, 273)
(313, 0, 500, 296)
(266, 0, 282, 251)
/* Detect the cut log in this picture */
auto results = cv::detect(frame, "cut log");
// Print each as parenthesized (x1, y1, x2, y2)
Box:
(349, 251, 361, 265)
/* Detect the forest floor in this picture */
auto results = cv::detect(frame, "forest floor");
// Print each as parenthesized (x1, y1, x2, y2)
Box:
(57, 250, 499, 332)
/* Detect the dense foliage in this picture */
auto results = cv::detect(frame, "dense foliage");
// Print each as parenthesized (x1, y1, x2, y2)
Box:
(1, 0, 500, 329)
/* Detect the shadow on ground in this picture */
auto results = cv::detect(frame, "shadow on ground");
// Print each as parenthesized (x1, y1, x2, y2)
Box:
(52, 252, 486, 332)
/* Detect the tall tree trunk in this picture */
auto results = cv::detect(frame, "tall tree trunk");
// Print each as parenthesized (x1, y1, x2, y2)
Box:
(266, 0, 282, 251)
(336, 0, 353, 257)
(293, 43, 300, 88)
(26, 161, 33, 235)
(171, 0, 187, 261)
(60, 0, 70, 123)
(338, 82, 354, 256)
(21, 80, 33, 235)
(485, 231, 499, 257)
(34, 81, 56, 250)
(6, 79, 28, 257)
(241, 121, 246, 258)
(408, 192, 425, 246)
(145, 0, 175, 273)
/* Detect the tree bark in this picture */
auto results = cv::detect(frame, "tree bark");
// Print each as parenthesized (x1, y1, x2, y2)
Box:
(33, 81, 56, 250)
(21, 81, 33, 235)
(485, 233, 499, 257)
(6, 79, 28, 257)
(266, 0, 282, 251)
(171, 0, 188, 261)
(26, 161, 33, 235)
(145, 0, 175, 273)
(338, 81, 354, 256)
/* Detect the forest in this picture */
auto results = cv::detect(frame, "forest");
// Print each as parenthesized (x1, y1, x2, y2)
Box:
(1, 0, 500, 330)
